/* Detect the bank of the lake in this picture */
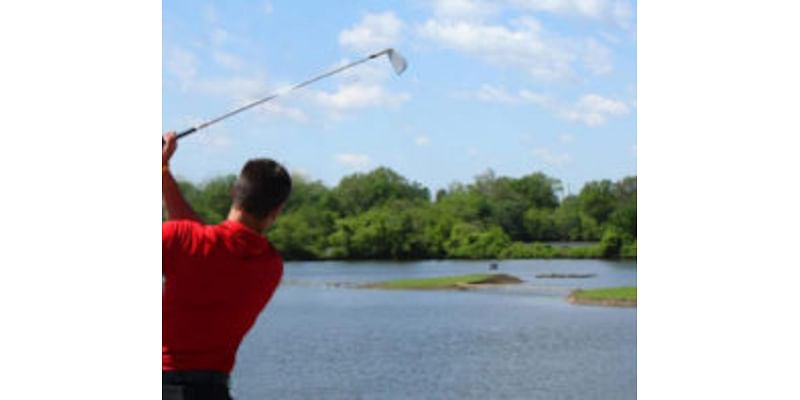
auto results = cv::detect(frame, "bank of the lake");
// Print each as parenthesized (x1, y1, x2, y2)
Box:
(279, 239, 636, 262)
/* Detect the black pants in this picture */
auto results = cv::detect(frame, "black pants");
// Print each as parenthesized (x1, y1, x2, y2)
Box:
(162, 371, 232, 400)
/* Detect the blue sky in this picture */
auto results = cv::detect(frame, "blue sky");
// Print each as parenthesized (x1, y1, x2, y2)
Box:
(163, 0, 636, 194)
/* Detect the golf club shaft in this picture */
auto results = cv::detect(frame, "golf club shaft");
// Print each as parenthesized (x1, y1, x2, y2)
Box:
(167, 50, 389, 144)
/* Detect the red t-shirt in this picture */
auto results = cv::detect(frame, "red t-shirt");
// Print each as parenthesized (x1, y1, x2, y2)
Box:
(162, 219, 283, 373)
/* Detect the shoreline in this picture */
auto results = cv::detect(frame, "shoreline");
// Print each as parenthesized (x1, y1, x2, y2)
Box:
(568, 287, 637, 308)
(363, 273, 524, 290)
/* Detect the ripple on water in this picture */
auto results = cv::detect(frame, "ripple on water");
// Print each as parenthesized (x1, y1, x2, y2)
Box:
(232, 260, 636, 399)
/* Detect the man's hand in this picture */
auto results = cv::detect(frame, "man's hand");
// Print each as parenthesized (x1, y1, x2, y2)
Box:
(163, 132, 177, 167)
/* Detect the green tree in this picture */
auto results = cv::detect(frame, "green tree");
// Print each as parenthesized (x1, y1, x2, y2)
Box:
(199, 175, 236, 223)
(328, 200, 432, 259)
(609, 176, 637, 238)
(599, 228, 626, 258)
(283, 175, 334, 213)
(578, 180, 616, 225)
(167, 168, 636, 260)
(439, 170, 561, 241)
(267, 206, 336, 259)
(554, 196, 583, 240)
(444, 223, 511, 259)
(434, 183, 491, 223)
(523, 207, 558, 241)
(511, 172, 562, 209)
(332, 167, 430, 216)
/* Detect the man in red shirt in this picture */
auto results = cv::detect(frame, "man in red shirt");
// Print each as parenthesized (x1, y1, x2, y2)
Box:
(162, 133, 291, 400)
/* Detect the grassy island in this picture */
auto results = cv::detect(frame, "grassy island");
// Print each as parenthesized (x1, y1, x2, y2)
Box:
(569, 286, 636, 307)
(366, 273, 523, 290)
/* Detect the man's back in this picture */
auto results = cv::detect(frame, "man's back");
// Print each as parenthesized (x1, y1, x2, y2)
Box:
(162, 219, 283, 373)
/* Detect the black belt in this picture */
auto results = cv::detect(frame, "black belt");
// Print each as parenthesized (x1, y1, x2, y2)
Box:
(162, 370, 230, 386)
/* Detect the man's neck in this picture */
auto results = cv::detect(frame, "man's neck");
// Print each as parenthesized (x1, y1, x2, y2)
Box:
(227, 208, 265, 233)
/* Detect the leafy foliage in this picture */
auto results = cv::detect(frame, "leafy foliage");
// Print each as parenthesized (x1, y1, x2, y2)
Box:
(166, 167, 636, 260)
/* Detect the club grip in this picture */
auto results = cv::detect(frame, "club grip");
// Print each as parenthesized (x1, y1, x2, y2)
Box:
(176, 127, 198, 139)
(162, 127, 198, 147)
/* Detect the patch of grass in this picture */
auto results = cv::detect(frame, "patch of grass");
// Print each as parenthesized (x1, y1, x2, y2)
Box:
(372, 273, 521, 290)
(570, 286, 636, 307)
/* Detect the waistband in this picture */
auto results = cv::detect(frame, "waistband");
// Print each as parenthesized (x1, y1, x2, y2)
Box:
(162, 370, 230, 386)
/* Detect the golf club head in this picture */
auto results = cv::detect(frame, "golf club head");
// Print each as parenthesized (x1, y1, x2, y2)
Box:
(386, 49, 408, 75)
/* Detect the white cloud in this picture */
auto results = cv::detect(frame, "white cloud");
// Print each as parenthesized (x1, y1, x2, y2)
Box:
(415, 135, 431, 146)
(533, 147, 571, 167)
(210, 28, 230, 46)
(165, 47, 280, 110)
(509, 0, 634, 29)
(469, 86, 628, 126)
(296, 59, 412, 118)
(473, 85, 521, 104)
(335, 153, 371, 169)
(510, 0, 605, 18)
(166, 47, 198, 89)
(419, 17, 574, 81)
(429, 0, 635, 28)
(260, 102, 309, 123)
(612, 0, 633, 29)
(518, 89, 551, 106)
(419, 17, 610, 81)
(339, 12, 404, 52)
(559, 133, 575, 144)
(212, 51, 243, 71)
(583, 38, 613, 75)
(314, 83, 410, 113)
(433, 0, 498, 20)
(472, 84, 548, 104)
(326, 14, 413, 118)
(561, 94, 629, 126)
(193, 77, 270, 101)
(469, 84, 551, 106)
(263, 1, 273, 15)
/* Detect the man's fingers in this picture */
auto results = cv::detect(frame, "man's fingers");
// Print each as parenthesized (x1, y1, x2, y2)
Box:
(163, 132, 177, 150)
(163, 132, 178, 158)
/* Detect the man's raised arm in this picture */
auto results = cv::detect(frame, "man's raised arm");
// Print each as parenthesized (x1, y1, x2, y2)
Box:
(162, 132, 203, 223)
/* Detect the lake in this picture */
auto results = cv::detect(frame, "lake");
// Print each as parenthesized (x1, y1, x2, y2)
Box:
(232, 260, 637, 399)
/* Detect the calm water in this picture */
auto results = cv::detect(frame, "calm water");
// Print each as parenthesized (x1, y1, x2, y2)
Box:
(232, 260, 637, 399)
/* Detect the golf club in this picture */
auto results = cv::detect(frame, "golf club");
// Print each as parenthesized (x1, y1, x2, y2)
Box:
(163, 48, 407, 145)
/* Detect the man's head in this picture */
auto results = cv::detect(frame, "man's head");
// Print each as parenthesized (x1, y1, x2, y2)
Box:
(231, 159, 292, 231)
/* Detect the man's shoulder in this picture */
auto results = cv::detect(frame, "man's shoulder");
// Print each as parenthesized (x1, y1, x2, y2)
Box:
(163, 219, 205, 231)
(162, 219, 211, 242)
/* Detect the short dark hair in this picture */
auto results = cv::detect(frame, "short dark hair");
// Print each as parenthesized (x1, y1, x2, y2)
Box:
(232, 159, 292, 219)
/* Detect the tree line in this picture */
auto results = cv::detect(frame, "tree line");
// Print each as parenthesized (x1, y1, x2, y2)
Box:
(164, 168, 636, 261)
